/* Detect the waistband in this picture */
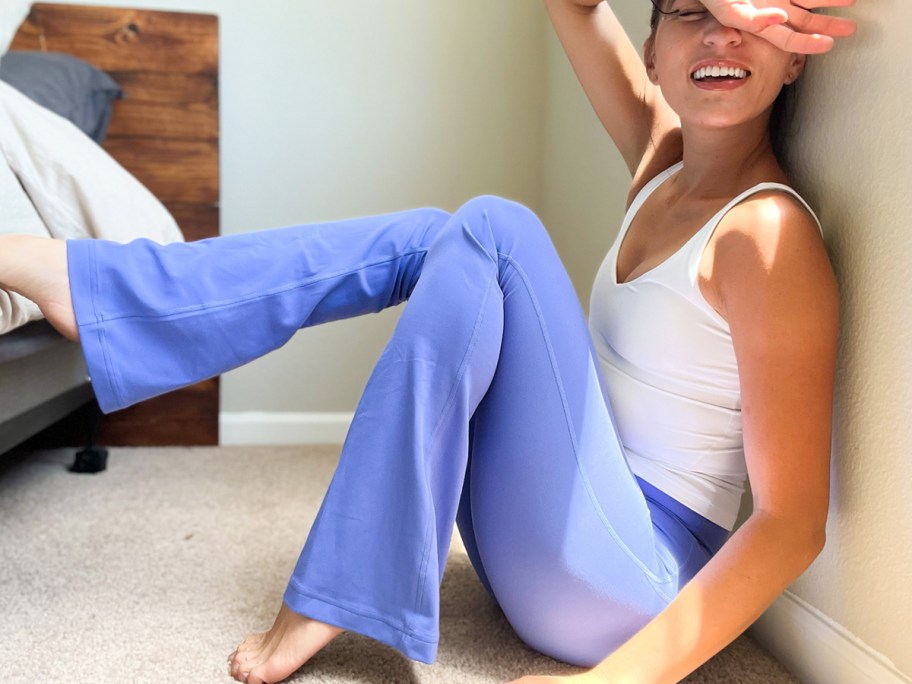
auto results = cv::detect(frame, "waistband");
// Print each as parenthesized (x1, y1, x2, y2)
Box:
(636, 476, 730, 556)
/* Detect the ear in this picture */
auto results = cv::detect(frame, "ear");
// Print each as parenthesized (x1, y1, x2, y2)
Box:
(643, 38, 659, 84)
(784, 53, 807, 85)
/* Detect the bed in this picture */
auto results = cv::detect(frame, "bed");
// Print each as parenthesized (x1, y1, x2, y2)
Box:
(0, 3, 220, 460)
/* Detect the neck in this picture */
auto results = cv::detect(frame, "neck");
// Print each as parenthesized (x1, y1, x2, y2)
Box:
(674, 119, 782, 200)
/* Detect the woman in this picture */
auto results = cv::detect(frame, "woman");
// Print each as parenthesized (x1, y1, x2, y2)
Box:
(0, 0, 855, 682)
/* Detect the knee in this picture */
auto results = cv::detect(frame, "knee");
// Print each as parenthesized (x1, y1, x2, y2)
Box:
(454, 195, 554, 255)
(414, 206, 454, 245)
(457, 194, 545, 230)
(421, 206, 453, 224)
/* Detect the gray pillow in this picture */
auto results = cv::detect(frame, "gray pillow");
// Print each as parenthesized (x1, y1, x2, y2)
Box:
(0, 51, 123, 142)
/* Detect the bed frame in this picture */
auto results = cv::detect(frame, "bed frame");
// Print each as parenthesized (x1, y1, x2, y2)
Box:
(0, 3, 220, 456)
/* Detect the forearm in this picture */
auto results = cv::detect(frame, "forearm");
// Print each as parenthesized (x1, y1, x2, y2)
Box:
(593, 512, 825, 684)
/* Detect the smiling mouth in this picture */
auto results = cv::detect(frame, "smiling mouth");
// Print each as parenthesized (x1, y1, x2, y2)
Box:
(691, 66, 751, 82)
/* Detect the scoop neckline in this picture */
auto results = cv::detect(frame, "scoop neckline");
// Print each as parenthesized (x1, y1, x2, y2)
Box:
(612, 163, 812, 287)
(613, 163, 686, 286)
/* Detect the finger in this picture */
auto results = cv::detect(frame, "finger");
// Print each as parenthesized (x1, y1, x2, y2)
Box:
(758, 22, 836, 53)
(790, 0, 856, 9)
(781, 6, 858, 37)
(724, 3, 790, 32)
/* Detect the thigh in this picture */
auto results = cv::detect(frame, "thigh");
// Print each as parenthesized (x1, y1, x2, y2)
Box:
(452, 198, 683, 667)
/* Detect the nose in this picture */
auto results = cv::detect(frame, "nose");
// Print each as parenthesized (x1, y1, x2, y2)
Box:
(702, 15, 742, 47)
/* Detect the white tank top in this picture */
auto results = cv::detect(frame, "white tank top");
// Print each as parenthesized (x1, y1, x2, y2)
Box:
(588, 161, 822, 530)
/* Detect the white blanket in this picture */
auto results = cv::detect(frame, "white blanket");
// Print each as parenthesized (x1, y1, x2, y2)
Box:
(0, 80, 185, 334)
(0, 141, 45, 330)
(0, 1, 30, 56)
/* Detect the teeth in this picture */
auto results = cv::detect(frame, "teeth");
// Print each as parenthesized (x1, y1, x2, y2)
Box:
(692, 65, 749, 81)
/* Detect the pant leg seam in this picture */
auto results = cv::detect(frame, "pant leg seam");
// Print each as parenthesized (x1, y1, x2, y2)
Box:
(92, 249, 430, 323)
(413, 264, 499, 621)
(86, 242, 127, 409)
(495, 252, 675, 586)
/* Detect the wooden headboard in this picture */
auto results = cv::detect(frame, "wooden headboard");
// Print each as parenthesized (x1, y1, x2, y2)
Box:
(11, 3, 219, 241)
(10, 4, 220, 445)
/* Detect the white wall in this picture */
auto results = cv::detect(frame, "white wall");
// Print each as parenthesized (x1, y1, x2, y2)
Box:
(215, 0, 548, 414)
(764, 1, 912, 677)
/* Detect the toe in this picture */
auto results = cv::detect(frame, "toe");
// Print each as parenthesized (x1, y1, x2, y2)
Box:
(231, 655, 251, 682)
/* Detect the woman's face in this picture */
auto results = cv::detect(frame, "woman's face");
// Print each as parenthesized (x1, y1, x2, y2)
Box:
(646, 0, 805, 131)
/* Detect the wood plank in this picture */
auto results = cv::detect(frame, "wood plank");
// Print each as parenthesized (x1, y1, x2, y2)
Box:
(110, 71, 218, 106)
(106, 100, 218, 140)
(102, 138, 218, 204)
(10, 4, 218, 75)
(97, 380, 220, 446)
(106, 72, 218, 140)
(23, 380, 219, 448)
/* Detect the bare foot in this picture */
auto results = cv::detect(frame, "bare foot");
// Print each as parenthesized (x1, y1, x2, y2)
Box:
(228, 603, 345, 684)
(0, 235, 78, 341)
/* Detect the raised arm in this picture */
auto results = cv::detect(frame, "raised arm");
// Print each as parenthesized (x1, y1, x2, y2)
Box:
(543, 0, 679, 176)
(544, 0, 856, 178)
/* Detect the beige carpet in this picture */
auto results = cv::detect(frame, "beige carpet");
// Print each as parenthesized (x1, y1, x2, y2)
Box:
(0, 446, 799, 683)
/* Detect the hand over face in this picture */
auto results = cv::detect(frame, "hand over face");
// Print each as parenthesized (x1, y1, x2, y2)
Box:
(698, 0, 857, 53)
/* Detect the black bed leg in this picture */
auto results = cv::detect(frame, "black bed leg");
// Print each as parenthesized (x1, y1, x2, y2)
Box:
(69, 399, 108, 474)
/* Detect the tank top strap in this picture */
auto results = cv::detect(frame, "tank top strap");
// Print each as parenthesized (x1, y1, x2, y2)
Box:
(616, 161, 685, 244)
(684, 181, 824, 286)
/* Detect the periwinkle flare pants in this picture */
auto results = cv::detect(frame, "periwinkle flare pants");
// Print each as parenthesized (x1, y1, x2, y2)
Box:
(67, 196, 728, 667)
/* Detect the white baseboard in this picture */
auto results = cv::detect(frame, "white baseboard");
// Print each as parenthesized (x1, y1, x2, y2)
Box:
(749, 590, 910, 684)
(219, 411, 352, 445)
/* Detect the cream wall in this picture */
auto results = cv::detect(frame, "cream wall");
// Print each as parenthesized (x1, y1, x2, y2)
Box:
(773, 1, 912, 676)
(214, 0, 548, 414)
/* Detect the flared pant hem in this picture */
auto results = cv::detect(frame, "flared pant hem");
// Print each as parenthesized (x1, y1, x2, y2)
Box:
(283, 580, 439, 664)
(68, 239, 124, 414)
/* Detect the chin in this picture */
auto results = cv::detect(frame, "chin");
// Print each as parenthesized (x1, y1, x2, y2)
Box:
(677, 105, 770, 134)
(662, 87, 775, 134)
(689, 114, 751, 130)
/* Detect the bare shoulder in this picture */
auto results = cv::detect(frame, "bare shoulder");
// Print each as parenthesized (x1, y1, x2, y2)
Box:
(716, 189, 826, 267)
(706, 189, 838, 324)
